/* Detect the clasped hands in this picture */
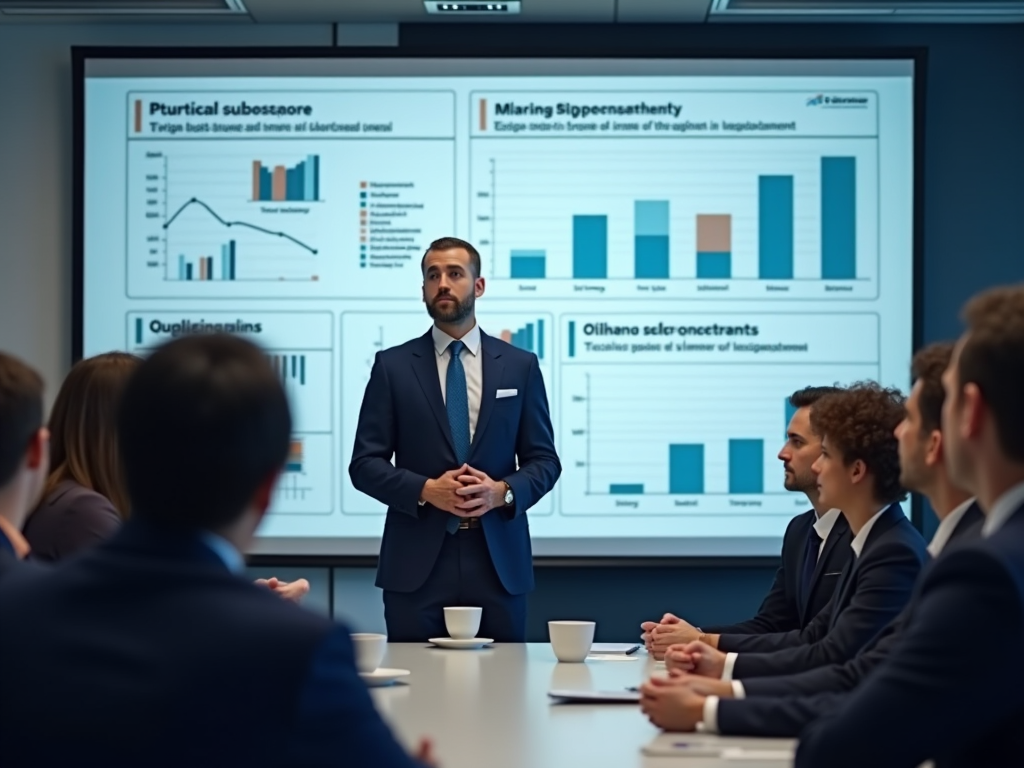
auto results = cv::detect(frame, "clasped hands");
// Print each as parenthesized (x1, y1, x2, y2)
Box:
(639, 613, 720, 659)
(638, 641, 735, 732)
(421, 463, 504, 518)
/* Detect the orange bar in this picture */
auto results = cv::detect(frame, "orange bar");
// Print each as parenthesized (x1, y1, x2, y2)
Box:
(199, 258, 206, 281)
(500, 329, 512, 344)
(252, 160, 262, 201)
(134, 100, 142, 133)
(696, 214, 732, 253)
(479, 98, 487, 131)
(272, 166, 287, 201)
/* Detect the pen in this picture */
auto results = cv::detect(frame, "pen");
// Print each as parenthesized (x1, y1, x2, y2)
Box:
(625, 645, 641, 655)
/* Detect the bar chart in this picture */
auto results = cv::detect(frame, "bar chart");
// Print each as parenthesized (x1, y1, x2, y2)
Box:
(252, 155, 321, 202)
(174, 240, 237, 281)
(270, 433, 334, 515)
(558, 362, 880, 516)
(470, 138, 878, 300)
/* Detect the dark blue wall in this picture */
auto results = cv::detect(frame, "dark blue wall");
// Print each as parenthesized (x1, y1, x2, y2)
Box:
(397, 22, 1024, 640)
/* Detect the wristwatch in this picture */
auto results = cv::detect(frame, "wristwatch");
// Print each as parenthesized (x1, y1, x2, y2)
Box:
(502, 482, 514, 506)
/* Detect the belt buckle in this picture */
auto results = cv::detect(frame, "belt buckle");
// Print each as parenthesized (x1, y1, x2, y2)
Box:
(458, 519, 471, 529)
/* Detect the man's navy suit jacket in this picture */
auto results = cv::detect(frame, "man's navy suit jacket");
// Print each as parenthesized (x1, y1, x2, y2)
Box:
(705, 509, 852, 635)
(720, 503, 928, 678)
(349, 329, 561, 595)
(0, 521, 422, 768)
(796, 500, 1024, 768)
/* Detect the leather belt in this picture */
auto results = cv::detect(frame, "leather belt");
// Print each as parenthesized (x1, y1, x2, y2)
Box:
(458, 518, 482, 530)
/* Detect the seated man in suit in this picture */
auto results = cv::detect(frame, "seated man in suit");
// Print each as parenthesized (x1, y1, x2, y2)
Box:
(640, 384, 927, 728)
(0, 334, 431, 768)
(796, 286, 1024, 768)
(642, 386, 851, 658)
(641, 342, 983, 736)
(0, 351, 49, 576)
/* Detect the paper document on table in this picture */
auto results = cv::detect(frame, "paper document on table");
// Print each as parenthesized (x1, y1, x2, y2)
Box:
(548, 689, 641, 703)
(585, 654, 640, 661)
(590, 643, 642, 654)
(642, 733, 796, 762)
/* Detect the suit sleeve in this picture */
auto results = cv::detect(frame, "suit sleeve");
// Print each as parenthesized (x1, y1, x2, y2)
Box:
(718, 599, 831, 654)
(717, 692, 849, 738)
(348, 353, 430, 517)
(503, 354, 561, 519)
(286, 627, 426, 768)
(796, 551, 1024, 768)
(52, 493, 122, 560)
(732, 541, 923, 678)
(704, 518, 800, 635)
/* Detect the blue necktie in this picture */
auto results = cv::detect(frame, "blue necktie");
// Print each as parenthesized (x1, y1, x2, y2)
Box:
(800, 527, 821, 608)
(445, 340, 470, 534)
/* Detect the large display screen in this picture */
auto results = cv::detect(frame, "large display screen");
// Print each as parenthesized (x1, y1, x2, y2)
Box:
(78, 54, 918, 556)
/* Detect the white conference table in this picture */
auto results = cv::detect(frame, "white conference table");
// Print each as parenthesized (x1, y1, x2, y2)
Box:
(371, 643, 796, 768)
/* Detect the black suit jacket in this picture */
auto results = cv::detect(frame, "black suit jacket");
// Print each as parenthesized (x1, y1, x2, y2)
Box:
(704, 509, 852, 635)
(796, 500, 1024, 768)
(721, 504, 928, 678)
(0, 521, 421, 768)
(717, 503, 984, 737)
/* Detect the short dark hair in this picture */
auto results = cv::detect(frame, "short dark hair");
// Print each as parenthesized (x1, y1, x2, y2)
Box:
(0, 352, 44, 488)
(959, 285, 1024, 461)
(420, 237, 482, 278)
(118, 334, 291, 529)
(911, 342, 954, 434)
(811, 383, 907, 505)
(788, 385, 843, 409)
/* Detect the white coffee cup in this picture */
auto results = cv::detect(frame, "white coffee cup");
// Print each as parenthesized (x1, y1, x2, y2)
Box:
(444, 606, 483, 639)
(548, 620, 596, 663)
(351, 633, 387, 673)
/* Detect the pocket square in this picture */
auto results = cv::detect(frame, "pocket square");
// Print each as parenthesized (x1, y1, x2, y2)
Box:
(496, 388, 518, 399)
(823, 572, 843, 577)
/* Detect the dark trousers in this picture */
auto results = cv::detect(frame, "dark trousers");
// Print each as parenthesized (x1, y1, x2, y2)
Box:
(382, 527, 526, 642)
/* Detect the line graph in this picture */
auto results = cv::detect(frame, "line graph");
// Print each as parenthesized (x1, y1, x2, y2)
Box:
(163, 198, 319, 254)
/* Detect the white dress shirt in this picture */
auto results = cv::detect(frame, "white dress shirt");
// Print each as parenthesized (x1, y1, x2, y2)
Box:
(432, 323, 483, 442)
(850, 505, 890, 558)
(983, 480, 1024, 536)
(927, 498, 976, 558)
(813, 508, 842, 556)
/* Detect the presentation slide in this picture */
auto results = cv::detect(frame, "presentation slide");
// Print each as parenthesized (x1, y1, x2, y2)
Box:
(80, 57, 916, 556)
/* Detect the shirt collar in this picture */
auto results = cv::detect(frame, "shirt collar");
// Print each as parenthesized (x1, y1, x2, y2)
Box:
(198, 531, 245, 574)
(432, 323, 481, 357)
(983, 480, 1024, 537)
(850, 506, 889, 558)
(812, 508, 842, 543)
(928, 497, 977, 557)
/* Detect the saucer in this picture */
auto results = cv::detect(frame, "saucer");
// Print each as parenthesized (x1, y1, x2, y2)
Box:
(428, 637, 494, 650)
(359, 668, 411, 687)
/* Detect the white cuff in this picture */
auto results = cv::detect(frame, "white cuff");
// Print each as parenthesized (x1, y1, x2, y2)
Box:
(721, 652, 738, 681)
(697, 696, 720, 734)
(731, 680, 746, 699)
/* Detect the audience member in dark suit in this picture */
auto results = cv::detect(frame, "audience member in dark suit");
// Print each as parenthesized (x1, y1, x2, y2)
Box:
(0, 334, 432, 768)
(349, 237, 560, 642)
(797, 286, 1024, 768)
(22, 352, 138, 562)
(640, 383, 928, 731)
(642, 387, 852, 658)
(0, 351, 49, 579)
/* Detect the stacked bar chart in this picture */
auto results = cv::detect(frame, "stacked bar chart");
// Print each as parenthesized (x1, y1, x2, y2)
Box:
(634, 201, 670, 279)
(252, 156, 321, 202)
(696, 214, 732, 279)
(285, 438, 304, 473)
(510, 250, 546, 278)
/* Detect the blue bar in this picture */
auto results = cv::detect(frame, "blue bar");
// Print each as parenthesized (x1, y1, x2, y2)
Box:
(573, 215, 608, 279)
(178, 254, 186, 281)
(229, 241, 236, 280)
(206, 257, 214, 281)
(510, 250, 546, 279)
(822, 157, 856, 280)
(669, 444, 704, 494)
(785, 399, 798, 438)
(286, 163, 304, 202)
(312, 156, 320, 201)
(635, 200, 669, 236)
(303, 155, 316, 201)
(697, 252, 731, 279)
(610, 484, 645, 495)
(568, 321, 576, 358)
(759, 176, 794, 279)
(221, 244, 229, 281)
(186, 263, 193, 281)
(291, 355, 297, 379)
(135, 318, 143, 344)
(299, 355, 306, 386)
(259, 167, 272, 201)
(537, 319, 545, 360)
(525, 323, 534, 352)
(729, 439, 764, 494)
(286, 459, 303, 472)
(635, 236, 670, 278)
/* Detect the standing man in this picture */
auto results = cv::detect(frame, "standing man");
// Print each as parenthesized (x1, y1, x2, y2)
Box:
(350, 237, 561, 642)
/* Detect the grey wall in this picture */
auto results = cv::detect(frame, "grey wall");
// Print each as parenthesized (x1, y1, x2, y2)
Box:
(2, 21, 1022, 640)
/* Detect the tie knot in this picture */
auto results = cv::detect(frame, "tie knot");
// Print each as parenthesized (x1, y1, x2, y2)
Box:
(809, 528, 822, 544)
(448, 340, 465, 358)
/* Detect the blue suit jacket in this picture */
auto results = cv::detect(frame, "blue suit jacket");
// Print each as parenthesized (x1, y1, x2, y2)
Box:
(717, 504, 984, 737)
(721, 504, 928, 678)
(0, 521, 422, 768)
(349, 329, 560, 595)
(796, 501, 1024, 768)
(705, 509, 852, 635)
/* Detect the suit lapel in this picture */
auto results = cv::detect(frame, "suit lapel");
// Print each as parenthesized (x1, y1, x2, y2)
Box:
(469, 332, 505, 459)
(410, 331, 456, 456)
(802, 515, 846, 622)
(827, 504, 901, 628)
